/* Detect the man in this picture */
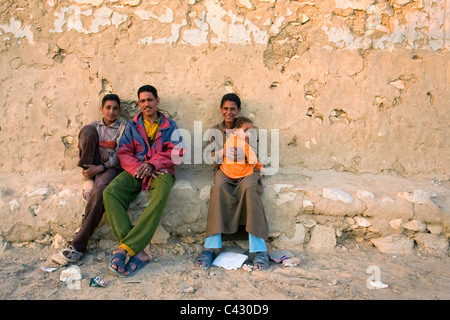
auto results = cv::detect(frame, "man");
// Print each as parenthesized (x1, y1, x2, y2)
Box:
(56, 94, 126, 264)
(103, 85, 185, 277)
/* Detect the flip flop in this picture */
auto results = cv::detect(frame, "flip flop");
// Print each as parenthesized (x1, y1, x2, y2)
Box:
(253, 251, 270, 271)
(61, 245, 84, 263)
(194, 250, 215, 270)
(123, 255, 150, 277)
(109, 251, 127, 276)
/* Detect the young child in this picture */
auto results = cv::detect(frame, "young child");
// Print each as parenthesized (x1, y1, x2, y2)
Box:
(220, 116, 264, 179)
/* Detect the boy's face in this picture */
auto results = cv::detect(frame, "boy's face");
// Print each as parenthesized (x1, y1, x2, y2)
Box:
(101, 100, 120, 125)
(234, 121, 253, 141)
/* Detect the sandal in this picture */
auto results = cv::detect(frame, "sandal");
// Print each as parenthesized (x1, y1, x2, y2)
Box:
(61, 245, 84, 263)
(194, 250, 215, 270)
(123, 255, 150, 277)
(109, 250, 127, 276)
(82, 179, 94, 202)
(253, 251, 270, 271)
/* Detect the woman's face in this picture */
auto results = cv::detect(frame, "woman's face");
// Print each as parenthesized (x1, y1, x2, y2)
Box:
(220, 100, 240, 124)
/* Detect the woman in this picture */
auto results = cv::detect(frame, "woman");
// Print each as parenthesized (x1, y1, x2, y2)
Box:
(195, 93, 270, 271)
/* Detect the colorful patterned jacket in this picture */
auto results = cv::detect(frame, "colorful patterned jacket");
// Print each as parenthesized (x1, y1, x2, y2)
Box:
(117, 111, 185, 190)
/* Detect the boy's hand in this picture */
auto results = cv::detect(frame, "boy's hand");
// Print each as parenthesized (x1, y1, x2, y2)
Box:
(82, 164, 103, 179)
(99, 148, 110, 162)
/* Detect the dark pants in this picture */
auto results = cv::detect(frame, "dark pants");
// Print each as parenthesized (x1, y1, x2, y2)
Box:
(205, 169, 268, 240)
(77, 124, 101, 168)
(71, 125, 121, 252)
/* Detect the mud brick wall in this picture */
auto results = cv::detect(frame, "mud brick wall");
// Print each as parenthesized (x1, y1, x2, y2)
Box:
(0, 0, 449, 177)
(0, 0, 449, 253)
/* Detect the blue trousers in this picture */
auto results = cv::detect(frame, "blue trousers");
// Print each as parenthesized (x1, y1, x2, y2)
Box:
(205, 233, 267, 253)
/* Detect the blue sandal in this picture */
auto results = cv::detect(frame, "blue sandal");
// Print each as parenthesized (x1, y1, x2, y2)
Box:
(109, 251, 127, 276)
(123, 255, 150, 277)
(195, 250, 215, 270)
(253, 252, 270, 271)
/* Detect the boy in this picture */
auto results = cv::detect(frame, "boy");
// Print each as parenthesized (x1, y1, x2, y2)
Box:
(56, 94, 126, 264)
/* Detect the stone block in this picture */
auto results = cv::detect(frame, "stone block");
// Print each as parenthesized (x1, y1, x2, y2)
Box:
(322, 188, 353, 203)
(402, 220, 427, 232)
(354, 216, 371, 227)
(307, 225, 336, 251)
(151, 226, 171, 245)
(427, 224, 443, 235)
(414, 233, 449, 254)
(371, 235, 414, 254)
(398, 190, 437, 204)
(272, 223, 306, 250)
(413, 199, 450, 226)
(313, 198, 356, 217)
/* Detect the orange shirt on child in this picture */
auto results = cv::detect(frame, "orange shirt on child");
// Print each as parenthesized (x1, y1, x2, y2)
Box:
(220, 132, 262, 179)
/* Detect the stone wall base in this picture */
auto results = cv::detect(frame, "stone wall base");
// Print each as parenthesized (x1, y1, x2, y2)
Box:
(1, 168, 448, 255)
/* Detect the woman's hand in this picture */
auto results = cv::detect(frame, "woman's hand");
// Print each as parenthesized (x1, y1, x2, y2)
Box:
(224, 146, 245, 162)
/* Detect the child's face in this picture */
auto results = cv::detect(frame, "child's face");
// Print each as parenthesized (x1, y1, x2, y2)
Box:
(101, 100, 120, 126)
(235, 122, 253, 141)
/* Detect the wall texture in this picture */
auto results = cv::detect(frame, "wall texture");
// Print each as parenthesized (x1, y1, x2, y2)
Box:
(0, 1, 449, 252)
(0, 0, 449, 178)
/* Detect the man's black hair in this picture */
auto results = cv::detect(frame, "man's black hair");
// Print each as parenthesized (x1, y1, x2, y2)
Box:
(137, 85, 158, 99)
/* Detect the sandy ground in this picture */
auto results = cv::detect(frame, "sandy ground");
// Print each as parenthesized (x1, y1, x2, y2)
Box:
(0, 237, 448, 303)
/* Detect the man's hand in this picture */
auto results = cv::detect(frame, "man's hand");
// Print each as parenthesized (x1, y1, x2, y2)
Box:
(151, 168, 168, 178)
(135, 163, 155, 179)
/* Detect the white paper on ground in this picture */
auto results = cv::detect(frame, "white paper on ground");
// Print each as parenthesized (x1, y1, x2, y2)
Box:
(212, 252, 248, 270)
(368, 280, 389, 289)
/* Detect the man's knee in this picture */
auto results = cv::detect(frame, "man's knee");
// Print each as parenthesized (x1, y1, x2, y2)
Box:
(151, 173, 174, 194)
